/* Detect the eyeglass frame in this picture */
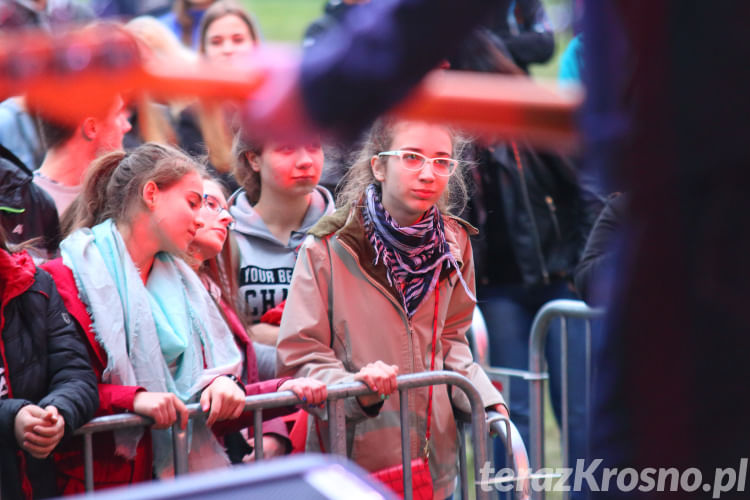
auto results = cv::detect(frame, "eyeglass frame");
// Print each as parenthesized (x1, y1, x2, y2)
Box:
(377, 150, 459, 176)
(202, 193, 236, 230)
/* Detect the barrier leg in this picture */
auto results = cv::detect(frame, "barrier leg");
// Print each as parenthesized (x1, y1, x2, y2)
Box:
(458, 423, 469, 500)
(327, 399, 347, 456)
(254, 409, 264, 461)
(172, 423, 189, 476)
(399, 388, 413, 500)
(84, 433, 94, 492)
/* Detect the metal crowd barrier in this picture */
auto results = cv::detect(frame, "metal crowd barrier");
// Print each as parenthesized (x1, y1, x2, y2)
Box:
(74, 371, 530, 500)
(527, 299, 605, 500)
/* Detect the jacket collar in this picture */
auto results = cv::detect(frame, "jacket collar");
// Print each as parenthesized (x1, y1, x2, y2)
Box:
(309, 204, 477, 304)
(0, 248, 35, 306)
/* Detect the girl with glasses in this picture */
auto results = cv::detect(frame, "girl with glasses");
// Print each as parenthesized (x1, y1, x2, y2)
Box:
(229, 130, 335, 347)
(277, 118, 509, 499)
(188, 177, 326, 463)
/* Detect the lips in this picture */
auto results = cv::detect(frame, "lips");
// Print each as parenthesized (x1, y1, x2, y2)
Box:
(213, 227, 227, 240)
(412, 189, 436, 199)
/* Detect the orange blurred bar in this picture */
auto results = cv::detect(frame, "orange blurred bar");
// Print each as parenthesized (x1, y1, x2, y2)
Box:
(0, 28, 581, 150)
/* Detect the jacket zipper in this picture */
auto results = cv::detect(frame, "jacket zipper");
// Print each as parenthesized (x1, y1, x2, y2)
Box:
(511, 142, 550, 285)
(334, 238, 417, 373)
(544, 195, 563, 241)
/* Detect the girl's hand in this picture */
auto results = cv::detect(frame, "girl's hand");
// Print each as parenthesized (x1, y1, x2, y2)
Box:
(278, 378, 327, 406)
(14, 405, 66, 458)
(200, 375, 246, 427)
(133, 391, 189, 429)
(354, 361, 399, 407)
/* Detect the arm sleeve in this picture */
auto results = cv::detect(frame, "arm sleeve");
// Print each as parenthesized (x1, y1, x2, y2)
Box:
(440, 233, 505, 413)
(35, 271, 99, 437)
(574, 194, 626, 304)
(276, 237, 377, 422)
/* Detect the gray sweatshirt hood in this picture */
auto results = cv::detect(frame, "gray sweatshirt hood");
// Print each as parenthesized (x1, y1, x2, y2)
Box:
(230, 185, 335, 249)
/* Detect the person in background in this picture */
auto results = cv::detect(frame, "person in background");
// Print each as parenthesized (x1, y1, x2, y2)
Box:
(158, 0, 217, 49)
(0, 226, 98, 500)
(176, 0, 261, 190)
(187, 176, 327, 462)
(230, 129, 334, 347)
(277, 117, 508, 499)
(33, 94, 131, 216)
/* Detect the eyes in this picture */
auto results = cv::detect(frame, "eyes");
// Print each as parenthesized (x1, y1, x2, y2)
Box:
(209, 34, 251, 48)
(187, 193, 202, 210)
(273, 143, 322, 155)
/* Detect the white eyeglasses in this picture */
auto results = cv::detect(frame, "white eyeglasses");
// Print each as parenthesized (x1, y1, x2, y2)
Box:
(378, 150, 458, 176)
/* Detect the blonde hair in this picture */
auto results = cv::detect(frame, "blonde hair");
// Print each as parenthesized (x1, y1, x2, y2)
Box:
(337, 118, 470, 214)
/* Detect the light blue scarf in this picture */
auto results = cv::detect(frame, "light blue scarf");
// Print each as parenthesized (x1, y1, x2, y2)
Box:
(60, 219, 242, 476)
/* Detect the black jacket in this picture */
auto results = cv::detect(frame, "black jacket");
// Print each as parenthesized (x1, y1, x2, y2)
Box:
(0, 249, 99, 500)
(0, 147, 60, 255)
(469, 143, 604, 288)
(574, 193, 627, 305)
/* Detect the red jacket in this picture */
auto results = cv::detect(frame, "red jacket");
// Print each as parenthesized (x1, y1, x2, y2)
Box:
(42, 259, 292, 493)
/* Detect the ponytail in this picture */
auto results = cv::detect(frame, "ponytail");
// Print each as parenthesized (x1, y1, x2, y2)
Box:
(61, 150, 126, 237)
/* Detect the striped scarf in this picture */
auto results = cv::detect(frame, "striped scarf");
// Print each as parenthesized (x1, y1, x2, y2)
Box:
(362, 184, 474, 318)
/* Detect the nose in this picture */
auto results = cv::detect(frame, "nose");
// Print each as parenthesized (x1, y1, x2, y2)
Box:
(121, 114, 132, 134)
(194, 212, 205, 230)
(296, 147, 314, 169)
(218, 210, 234, 227)
(222, 39, 234, 55)
(417, 160, 436, 182)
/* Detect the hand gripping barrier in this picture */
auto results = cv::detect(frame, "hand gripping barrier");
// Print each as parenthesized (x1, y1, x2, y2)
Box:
(73, 371, 532, 499)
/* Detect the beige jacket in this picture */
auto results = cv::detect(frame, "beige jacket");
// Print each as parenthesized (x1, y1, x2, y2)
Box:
(277, 206, 504, 498)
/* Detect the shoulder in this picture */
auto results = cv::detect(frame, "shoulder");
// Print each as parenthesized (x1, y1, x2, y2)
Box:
(444, 214, 478, 237)
(308, 204, 352, 238)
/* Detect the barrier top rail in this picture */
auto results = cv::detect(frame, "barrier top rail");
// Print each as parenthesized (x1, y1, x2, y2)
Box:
(74, 371, 509, 500)
(0, 28, 582, 151)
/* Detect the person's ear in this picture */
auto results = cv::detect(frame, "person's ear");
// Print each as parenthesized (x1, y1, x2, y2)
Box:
(142, 180, 159, 210)
(81, 117, 97, 142)
(371, 155, 386, 182)
(246, 151, 261, 173)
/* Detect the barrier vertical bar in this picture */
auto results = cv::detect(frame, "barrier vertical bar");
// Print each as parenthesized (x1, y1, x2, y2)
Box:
(84, 432, 94, 492)
(254, 409, 264, 460)
(458, 423, 469, 500)
(561, 317, 569, 500)
(399, 388, 413, 500)
(172, 423, 189, 476)
(327, 399, 347, 455)
(584, 318, 592, 500)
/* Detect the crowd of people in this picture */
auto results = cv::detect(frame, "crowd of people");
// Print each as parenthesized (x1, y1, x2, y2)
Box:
(0, 1, 606, 499)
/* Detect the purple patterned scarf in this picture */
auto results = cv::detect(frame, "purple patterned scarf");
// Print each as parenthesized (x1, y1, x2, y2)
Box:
(362, 184, 475, 318)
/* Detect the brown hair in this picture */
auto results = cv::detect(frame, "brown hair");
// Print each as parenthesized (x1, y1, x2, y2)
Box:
(231, 127, 264, 205)
(198, 0, 260, 54)
(62, 143, 204, 236)
(337, 117, 470, 214)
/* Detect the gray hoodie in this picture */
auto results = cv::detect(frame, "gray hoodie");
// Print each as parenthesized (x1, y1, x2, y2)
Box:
(230, 185, 335, 325)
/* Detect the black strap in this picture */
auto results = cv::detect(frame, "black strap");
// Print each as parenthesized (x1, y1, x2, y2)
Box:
(0, 143, 33, 176)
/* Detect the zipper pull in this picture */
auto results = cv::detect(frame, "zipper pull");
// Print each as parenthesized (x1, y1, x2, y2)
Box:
(544, 195, 557, 213)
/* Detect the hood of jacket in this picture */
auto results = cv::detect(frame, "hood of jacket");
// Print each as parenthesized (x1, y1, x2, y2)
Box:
(0, 157, 32, 210)
(0, 248, 36, 307)
(231, 185, 335, 249)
